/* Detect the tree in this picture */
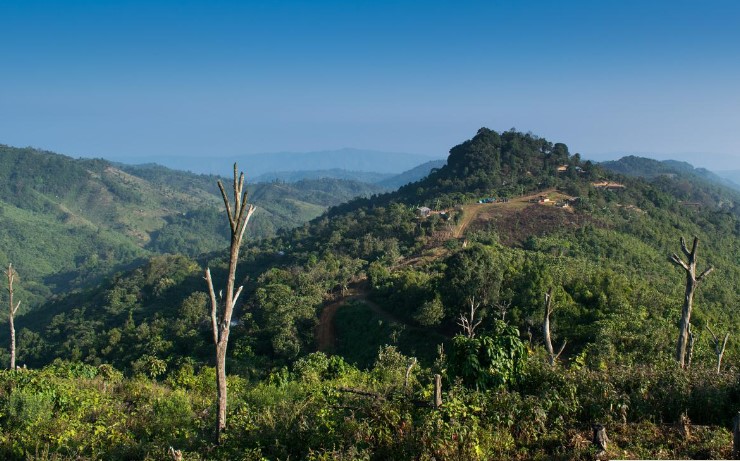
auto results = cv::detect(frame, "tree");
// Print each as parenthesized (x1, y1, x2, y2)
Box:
(5, 263, 21, 370)
(441, 244, 502, 316)
(204, 164, 256, 440)
(542, 288, 566, 366)
(254, 268, 321, 360)
(457, 296, 483, 338)
(448, 320, 526, 390)
(414, 296, 445, 327)
(706, 323, 729, 374)
(669, 236, 713, 369)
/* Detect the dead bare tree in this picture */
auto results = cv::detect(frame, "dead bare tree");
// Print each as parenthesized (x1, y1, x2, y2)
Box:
(670, 236, 713, 369)
(434, 374, 443, 409)
(204, 164, 256, 441)
(404, 357, 417, 389)
(5, 264, 21, 370)
(457, 296, 482, 338)
(495, 299, 511, 321)
(543, 288, 566, 366)
(706, 323, 729, 374)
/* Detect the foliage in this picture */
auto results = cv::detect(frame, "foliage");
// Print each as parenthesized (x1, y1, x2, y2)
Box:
(448, 321, 527, 390)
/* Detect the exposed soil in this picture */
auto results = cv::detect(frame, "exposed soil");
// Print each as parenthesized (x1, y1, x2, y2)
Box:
(316, 189, 585, 351)
(453, 189, 589, 246)
(316, 285, 365, 352)
(315, 279, 430, 352)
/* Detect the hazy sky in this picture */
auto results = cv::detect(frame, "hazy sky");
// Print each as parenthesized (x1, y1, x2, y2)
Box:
(1, 0, 739, 170)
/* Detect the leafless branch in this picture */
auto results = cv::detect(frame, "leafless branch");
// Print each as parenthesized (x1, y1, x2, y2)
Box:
(457, 297, 482, 338)
(205, 268, 219, 345)
(697, 266, 714, 282)
(404, 358, 417, 389)
(217, 181, 236, 233)
(670, 254, 689, 271)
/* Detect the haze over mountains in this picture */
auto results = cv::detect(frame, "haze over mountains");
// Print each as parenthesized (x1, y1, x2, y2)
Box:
(122, 148, 444, 178)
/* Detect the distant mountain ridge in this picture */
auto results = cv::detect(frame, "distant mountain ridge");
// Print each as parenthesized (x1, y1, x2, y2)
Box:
(600, 155, 740, 192)
(253, 169, 392, 184)
(130, 148, 442, 177)
(376, 159, 447, 190)
(716, 169, 740, 189)
(252, 159, 448, 191)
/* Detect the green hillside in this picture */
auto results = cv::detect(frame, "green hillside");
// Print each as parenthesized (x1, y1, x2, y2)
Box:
(602, 155, 740, 194)
(0, 145, 384, 307)
(12, 128, 739, 369)
(1, 130, 739, 459)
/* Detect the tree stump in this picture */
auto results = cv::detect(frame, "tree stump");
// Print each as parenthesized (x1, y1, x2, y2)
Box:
(678, 412, 691, 441)
(592, 424, 608, 459)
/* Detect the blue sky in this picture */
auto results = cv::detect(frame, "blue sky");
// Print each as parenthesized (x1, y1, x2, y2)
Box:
(1, 0, 739, 170)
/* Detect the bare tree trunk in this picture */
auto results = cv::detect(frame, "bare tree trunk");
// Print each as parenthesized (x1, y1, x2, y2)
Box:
(5, 264, 21, 370)
(686, 325, 695, 370)
(670, 236, 713, 369)
(707, 324, 729, 374)
(678, 412, 691, 440)
(404, 358, 417, 389)
(543, 288, 566, 366)
(434, 374, 442, 409)
(204, 164, 255, 442)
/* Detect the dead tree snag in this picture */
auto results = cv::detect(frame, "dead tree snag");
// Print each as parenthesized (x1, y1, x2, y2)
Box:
(543, 288, 566, 366)
(5, 264, 21, 370)
(204, 164, 256, 441)
(670, 236, 713, 369)
(457, 296, 482, 338)
(706, 323, 729, 374)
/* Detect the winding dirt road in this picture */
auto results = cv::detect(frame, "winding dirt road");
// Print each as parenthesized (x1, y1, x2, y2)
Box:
(315, 280, 420, 352)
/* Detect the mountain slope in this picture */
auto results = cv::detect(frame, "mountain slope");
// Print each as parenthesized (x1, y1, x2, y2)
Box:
(7, 129, 738, 379)
(601, 155, 740, 210)
(716, 169, 740, 189)
(4, 129, 739, 461)
(602, 155, 740, 192)
(0, 145, 385, 307)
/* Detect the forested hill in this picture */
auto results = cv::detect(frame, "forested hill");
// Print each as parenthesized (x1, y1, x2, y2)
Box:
(326, 128, 598, 217)
(0, 145, 384, 306)
(601, 155, 740, 193)
(3, 129, 740, 458)
(11, 127, 739, 371)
